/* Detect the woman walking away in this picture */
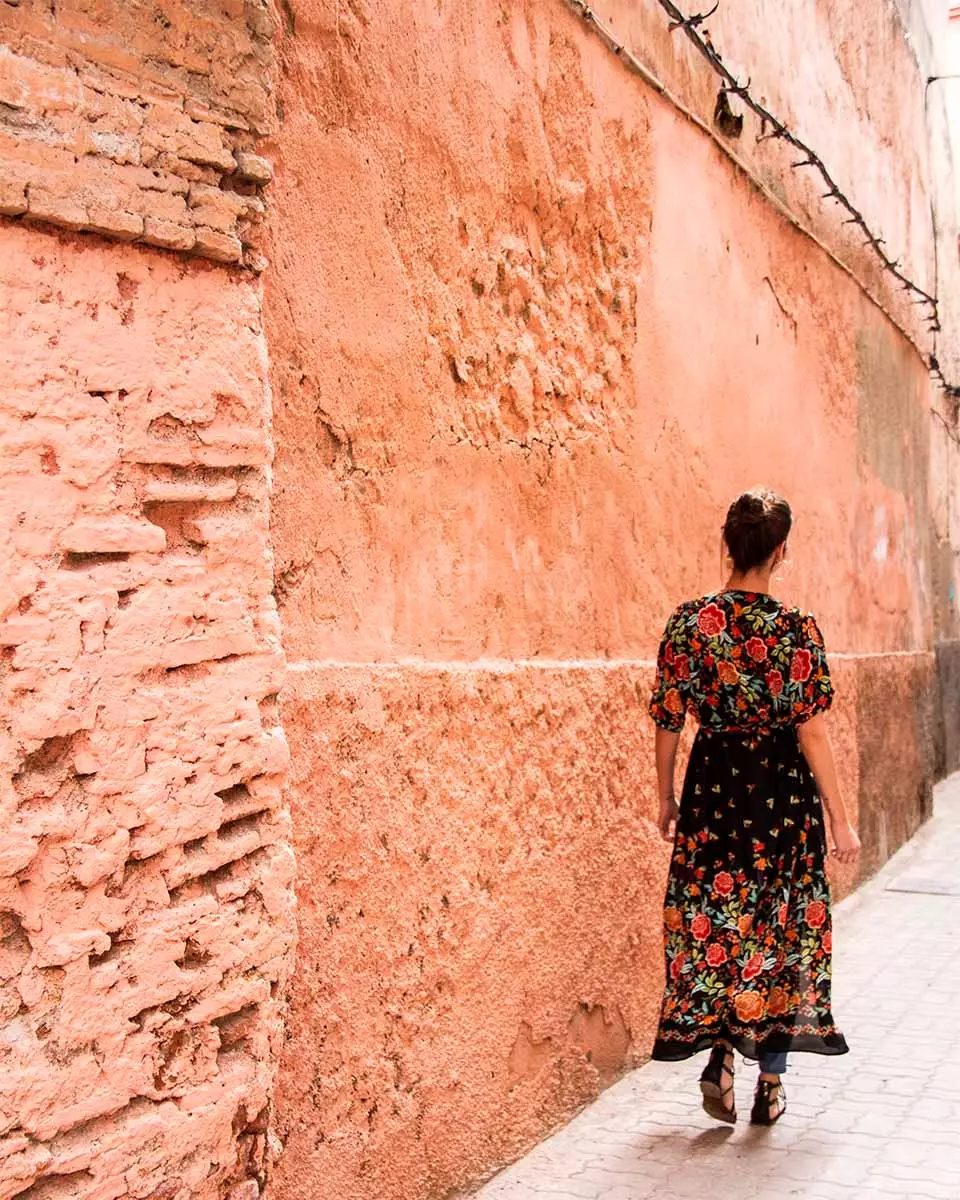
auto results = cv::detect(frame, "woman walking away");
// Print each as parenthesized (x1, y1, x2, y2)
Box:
(648, 489, 860, 1125)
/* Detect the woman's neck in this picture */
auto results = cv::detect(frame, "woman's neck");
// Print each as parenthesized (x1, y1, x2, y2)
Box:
(724, 569, 774, 595)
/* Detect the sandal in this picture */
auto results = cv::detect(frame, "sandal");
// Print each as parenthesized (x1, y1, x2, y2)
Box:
(699, 1042, 737, 1123)
(751, 1077, 787, 1125)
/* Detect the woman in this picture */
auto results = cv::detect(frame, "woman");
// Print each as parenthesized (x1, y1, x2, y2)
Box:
(648, 489, 860, 1125)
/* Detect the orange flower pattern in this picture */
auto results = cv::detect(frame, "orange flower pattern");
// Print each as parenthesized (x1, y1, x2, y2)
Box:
(649, 591, 848, 1062)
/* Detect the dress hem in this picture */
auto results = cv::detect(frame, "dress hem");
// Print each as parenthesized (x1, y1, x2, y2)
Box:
(651, 1029, 849, 1062)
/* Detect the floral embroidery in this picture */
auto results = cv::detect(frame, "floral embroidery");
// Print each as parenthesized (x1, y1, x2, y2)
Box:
(734, 991, 765, 1022)
(805, 899, 827, 928)
(717, 661, 740, 686)
(705, 944, 728, 967)
(649, 591, 833, 735)
(790, 648, 813, 682)
(746, 636, 767, 661)
(713, 871, 734, 896)
(767, 986, 789, 1017)
(697, 603, 727, 636)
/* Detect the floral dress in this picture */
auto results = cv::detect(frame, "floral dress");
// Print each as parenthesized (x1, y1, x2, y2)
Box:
(648, 589, 848, 1061)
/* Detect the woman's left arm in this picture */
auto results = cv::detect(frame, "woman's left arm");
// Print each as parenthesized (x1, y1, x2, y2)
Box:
(655, 727, 682, 841)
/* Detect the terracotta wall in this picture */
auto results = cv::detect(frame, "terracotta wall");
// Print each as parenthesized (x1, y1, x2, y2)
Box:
(264, 1, 954, 1198)
(0, 4, 295, 1200)
(0, 1, 957, 1199)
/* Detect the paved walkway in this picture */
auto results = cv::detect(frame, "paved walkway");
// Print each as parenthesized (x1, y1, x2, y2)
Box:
(475, 775, 960, 1200)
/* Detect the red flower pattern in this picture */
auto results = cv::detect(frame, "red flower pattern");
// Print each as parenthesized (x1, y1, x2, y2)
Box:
(713, 871, 735, 896)
(691, 913, 712, 941)
(705, 944, 727, 967)
(805, 899, 827, 929)
(746, 636, 767, 661)
(697, 603, 727, 637)
(790, 648, 813, 683)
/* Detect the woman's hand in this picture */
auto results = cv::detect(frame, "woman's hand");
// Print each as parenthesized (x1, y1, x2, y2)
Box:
(658, 795, 679, 843)
(829, 820, 861, 865)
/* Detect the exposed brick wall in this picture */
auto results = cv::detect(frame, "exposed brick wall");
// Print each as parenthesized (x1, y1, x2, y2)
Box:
(0, 221, 294, 1199)
(0, 0, 275, 266)
(0, 3, 294, 1192)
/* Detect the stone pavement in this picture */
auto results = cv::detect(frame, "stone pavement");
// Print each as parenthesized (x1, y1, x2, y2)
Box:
(474, 775, 960, 1200)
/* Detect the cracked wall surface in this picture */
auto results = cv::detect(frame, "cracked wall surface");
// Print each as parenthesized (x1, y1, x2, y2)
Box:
(0, 1, 295, 1196)
(0, 224, 295, 1200)
(265, 1, 955, 1198)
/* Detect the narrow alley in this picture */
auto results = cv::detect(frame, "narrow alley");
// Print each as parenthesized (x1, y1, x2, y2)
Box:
(476, 775, 960, 1200)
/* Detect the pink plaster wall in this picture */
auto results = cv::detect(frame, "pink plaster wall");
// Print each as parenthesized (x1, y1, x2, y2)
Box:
(0, 225, 294, 1200)
(0, 0, 952, 1196)
(265, 1, 943, 1197)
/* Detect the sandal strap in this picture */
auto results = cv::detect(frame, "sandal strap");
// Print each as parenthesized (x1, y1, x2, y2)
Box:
(703, 1044, 736, 1094)
(755, 1079, 786, 1113)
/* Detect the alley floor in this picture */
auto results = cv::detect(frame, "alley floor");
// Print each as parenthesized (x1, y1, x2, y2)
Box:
(474, 774, 960, 1200)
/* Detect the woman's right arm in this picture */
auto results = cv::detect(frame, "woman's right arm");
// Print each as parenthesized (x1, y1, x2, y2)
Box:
(796, 713, 860, 864)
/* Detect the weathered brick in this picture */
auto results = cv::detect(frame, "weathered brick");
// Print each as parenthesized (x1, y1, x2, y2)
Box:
(143, 478, 240, 503)
(0, 30, 269, 268)
(142, 187, 190, 225)
(179, 120, 237, 173)
(142, 217, 196, 251)
(184, 99, 251, 131)
(194, 225, 243, 264)
(85, 205, 143, 241)
(78, 65, 145, 103)
(125, 164, 190, 196)
(27, 185, 88, 230)
(61, 517, 166, 554)
(227, 1181, 261, 1200)
(0, 178, 27, 216)
(89, 129, 141, 165)
(188, 182, 247, 233)
(234, 151, 273, 184)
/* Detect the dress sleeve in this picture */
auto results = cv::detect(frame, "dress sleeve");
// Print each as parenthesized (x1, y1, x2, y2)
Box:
(649, 611, 687, 732)
(790, 612, 834, 725)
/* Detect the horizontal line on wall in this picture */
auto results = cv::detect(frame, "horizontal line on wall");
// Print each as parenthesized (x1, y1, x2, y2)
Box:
(287, 648, 934, 673)
(831, 649, 935, 661)
(287, 657, 658, 673)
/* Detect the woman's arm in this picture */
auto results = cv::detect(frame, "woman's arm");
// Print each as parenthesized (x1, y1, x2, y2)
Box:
(655, 727, 682, 841)
(796, 713, 860, 864)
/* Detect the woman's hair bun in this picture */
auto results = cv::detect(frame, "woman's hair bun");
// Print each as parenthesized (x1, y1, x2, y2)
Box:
(733, 495, 767, 527)
(723, 489, 792, 572)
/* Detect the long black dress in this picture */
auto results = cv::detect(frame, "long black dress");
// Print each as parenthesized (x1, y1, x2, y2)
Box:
(648, 589, 848, 1062)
